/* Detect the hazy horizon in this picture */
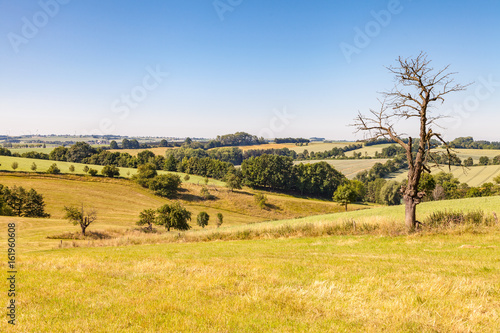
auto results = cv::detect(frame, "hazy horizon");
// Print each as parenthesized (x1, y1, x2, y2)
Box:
(2, 0, 499, 141)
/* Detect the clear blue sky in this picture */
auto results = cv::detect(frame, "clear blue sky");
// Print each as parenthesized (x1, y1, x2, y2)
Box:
(1, 0, 499, 140)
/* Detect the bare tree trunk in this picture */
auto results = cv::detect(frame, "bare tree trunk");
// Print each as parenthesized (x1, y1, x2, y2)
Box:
(404, 195, 417, 231)
(81, 225, 87, 236)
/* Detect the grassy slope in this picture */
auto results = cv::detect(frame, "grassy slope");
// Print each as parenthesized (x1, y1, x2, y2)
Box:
(0, 155, 224, 186)
(295, 159, 389, 179)
(0, 173, 359, 249)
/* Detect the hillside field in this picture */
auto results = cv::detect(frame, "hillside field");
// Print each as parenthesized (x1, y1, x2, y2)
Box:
(0, 156, 225, 186)
(387, 164, 500, 186)
(0, 172, 359, 247)
(0, 195, 499, 332)
(295, 159, 389, 179)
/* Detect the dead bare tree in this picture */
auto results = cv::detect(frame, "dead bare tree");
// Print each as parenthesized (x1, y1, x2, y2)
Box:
(353, 52, 468, 231)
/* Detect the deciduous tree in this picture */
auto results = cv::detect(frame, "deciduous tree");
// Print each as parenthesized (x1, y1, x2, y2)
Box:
(197, 211, 209, 228)
(63, 204, 97, 236)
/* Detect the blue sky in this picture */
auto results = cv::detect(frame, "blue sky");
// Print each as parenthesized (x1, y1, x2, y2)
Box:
(1, 0, 499, 140)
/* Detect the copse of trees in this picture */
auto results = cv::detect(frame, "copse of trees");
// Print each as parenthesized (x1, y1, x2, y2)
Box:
(242, 155, 295, 191)
(205, 132, 266, 149)
(0, 184, 50, 217)
(449, 137, 500, 150)
(241, 155, 346, 198)
(132, 164, 182, 198)
(176, 156, 235, 180)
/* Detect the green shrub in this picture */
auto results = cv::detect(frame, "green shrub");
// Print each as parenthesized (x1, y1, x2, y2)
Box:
(47, 163, 61, 174)
(254, 193, 267, 209)
(424, 210, 493, 228)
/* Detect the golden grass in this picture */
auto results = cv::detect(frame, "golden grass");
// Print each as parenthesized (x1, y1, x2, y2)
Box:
(0, 228, 498, 332)
(295, 159, 389, 179)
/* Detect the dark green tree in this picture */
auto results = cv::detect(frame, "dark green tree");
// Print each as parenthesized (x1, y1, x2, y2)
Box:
(148, 174, 182, 198)
(379, 181, 402, 205)
(67, 142, 96, 163)
(333, 182, 358, 211)
(155, 203, 191, 231)
(88, 168, 98, 176)
(479, 156, 490, 166)
(49, 146, 68, 161)
(136, 209, 156, 231)
(101, 165, 120, 178)
(164, 154, 178, 171)
(464, 157, 474, 167)
(216, 212, 223, 228)
(197, 211, 209, 228)
(47, 163, 60, 174)
(137, 150, 156, 166)
(224, 171, 243, 192)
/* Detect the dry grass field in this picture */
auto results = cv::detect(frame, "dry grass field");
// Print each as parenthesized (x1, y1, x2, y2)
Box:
(0, 193, 499, 332)
(295, 159, 389, 179)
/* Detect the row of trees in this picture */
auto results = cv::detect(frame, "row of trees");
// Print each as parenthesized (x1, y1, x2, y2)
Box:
(274, 137, 310, 144)
(136, 204, 224, 232)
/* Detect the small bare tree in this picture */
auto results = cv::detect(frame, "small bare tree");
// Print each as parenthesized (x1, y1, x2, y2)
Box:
(354, 53, 468, 231)
(63, 204, 97, 236)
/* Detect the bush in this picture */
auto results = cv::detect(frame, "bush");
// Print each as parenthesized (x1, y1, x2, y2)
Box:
(424, 210, 493, 228)
(69, 165, 75, 172)
(101, 165, 120, 178)
(148, 174, 182, 198)
(197, 211, 209, 228)
(183, 174, 190, 181)
(88, 168, 98, 176)
(254, 193, 267, 209)
(216, 213, 223, 228)
(11, 162, 18, 170)
(200, 186, 214, 200)
(47, 163, 61, 174)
